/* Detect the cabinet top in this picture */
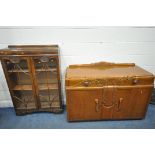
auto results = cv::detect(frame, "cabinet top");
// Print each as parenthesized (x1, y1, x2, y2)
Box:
(0, 45, 59, 56)
(66, 61, 154, 79)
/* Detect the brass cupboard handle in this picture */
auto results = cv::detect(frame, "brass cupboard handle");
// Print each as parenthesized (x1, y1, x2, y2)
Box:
(95, 99, 115, 112)
(117, 98, 123, 111)
(95, 99, 100, 112)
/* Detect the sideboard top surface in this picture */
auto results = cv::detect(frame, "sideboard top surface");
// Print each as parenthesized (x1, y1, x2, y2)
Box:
(66, 62, 154, 79)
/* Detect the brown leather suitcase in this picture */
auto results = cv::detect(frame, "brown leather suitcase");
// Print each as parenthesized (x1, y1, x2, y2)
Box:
(65, 62, 154, 121)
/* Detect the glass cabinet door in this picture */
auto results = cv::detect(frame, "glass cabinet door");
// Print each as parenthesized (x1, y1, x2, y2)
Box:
(33, 56, 60, 109)
(3, 57, 37, 111)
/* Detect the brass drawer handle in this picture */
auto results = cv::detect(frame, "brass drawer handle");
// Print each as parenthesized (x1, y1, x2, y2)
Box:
(132, 78, 139, 84)
(83, 81, 90, 87)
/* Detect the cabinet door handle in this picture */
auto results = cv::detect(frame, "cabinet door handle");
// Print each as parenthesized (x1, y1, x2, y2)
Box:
(95, 99, 100, 112)
(117, 98, 123, 111)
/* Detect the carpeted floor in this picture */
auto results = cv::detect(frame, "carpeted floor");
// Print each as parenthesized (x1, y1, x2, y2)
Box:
(0, 104, 155, 129)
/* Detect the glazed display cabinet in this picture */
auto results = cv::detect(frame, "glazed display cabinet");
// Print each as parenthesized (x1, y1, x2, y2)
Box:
(0, 45, 63, 115)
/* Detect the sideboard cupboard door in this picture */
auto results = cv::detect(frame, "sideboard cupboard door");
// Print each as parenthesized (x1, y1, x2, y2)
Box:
(32, 56, 61, 111)
(106, 87, 133, 119)
(66, 89, 103, 121)
(1, 57, 38, 114)
(128, 87, 153, 118)
(111, 87, 153, 119)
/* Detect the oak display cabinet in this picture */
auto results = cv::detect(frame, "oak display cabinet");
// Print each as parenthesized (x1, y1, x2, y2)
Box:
(0, 45, 63, 115)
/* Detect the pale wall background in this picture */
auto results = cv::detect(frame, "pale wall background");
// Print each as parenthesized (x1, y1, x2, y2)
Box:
(0, 26, 155, 107)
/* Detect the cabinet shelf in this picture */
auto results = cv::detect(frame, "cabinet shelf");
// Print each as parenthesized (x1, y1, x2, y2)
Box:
(8, 68, 57, 73)
(17, 101, 60, 110)
(16, 102, 36, 110)
(41, 101, 60, 108)
(13, 84, 58, 91)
